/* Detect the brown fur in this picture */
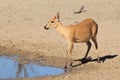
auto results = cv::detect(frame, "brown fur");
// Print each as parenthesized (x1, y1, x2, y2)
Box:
(44, 12, 100, 69)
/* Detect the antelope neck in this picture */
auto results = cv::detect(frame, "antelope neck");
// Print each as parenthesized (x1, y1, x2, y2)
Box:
(55, 22, 66, 38)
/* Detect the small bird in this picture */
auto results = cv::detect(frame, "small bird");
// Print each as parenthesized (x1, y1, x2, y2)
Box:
(74, 5, 86, 14)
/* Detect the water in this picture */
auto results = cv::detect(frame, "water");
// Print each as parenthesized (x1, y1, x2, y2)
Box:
(0, 55, 64, 79)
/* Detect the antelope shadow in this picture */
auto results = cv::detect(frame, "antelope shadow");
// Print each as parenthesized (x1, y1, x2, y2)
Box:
(72, 54, 118, 68)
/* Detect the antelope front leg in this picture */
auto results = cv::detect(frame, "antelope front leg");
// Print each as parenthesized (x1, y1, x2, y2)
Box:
(65, 42, 73, 69)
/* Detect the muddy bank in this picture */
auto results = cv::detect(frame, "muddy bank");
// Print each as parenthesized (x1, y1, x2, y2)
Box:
(0, 41, 66, 68)
(0, 42, 119, 80)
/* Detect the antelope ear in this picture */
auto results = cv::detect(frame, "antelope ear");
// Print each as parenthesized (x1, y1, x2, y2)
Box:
(56, 12, 60, 20)
(54, 16, 56, 19)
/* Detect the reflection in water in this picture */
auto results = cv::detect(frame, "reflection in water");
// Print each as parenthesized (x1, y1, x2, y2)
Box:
(0, 56, 64, 79)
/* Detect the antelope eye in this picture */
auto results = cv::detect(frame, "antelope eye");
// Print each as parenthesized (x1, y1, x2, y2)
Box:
(51, 21, 54, 23)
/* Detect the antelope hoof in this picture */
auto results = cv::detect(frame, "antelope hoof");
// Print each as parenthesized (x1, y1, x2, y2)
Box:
(64, 65, 67, 69)
(64, 63, 72, 72)
(64, 66, 72, 72)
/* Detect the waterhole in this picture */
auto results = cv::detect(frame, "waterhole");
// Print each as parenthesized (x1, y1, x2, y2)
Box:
(0, 55, 64, 79)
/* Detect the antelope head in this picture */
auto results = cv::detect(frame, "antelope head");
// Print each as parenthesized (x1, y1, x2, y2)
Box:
(44, 12, 60, 30)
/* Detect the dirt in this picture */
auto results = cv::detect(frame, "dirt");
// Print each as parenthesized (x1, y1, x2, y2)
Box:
(0, 0, 120, 80)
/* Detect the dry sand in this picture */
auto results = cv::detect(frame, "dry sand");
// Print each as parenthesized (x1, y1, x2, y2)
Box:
(0, 0, 120, 80)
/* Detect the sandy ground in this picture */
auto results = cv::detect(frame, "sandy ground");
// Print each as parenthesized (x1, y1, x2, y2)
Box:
(0, 0, 120, 80)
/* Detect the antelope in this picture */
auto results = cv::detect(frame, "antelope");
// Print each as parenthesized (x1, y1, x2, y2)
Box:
(44, 12, 100, 69)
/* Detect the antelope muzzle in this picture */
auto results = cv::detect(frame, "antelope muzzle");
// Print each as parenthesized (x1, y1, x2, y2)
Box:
(44, 25, 49, 30)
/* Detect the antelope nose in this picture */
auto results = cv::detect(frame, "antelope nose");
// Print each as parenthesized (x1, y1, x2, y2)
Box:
(44, 26, 46, 29)
(44, 26, 49, 30)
